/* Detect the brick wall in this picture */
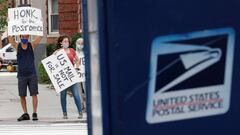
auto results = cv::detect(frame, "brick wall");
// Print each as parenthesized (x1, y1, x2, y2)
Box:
(58, 0, 81, 36)
(47, 37, 57, 44)
(46, 0, 82, 44)
(8, 0, 16, 8)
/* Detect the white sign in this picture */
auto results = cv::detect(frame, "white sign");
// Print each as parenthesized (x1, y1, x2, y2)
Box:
(8, 7, 43, 36)
(42, 49, 80, 93)
(76, 53, 86, 82)
(146, 28, 235, 124)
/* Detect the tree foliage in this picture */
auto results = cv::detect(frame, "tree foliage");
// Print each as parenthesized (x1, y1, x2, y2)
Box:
(0, 0, 8, 30)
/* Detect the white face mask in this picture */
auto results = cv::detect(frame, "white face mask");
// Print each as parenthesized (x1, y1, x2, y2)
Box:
(62, 43, 69, 49)
(77, 44, 84, 50)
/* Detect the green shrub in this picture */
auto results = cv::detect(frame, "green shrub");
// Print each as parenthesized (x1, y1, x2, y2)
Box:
(46, 44, 57, 56)
(38, 63, 51, 84)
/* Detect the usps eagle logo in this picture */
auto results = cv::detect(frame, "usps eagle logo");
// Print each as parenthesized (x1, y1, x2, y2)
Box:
(146, 28, 235, 124)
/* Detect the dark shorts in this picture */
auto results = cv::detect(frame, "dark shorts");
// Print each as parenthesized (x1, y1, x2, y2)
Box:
(18, 75, 38, 96)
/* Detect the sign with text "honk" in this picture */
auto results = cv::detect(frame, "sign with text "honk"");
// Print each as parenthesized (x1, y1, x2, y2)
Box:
(8, 7, 43, 36)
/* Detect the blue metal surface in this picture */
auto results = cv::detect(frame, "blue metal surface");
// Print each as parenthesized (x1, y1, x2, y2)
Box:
(82, 0, 93, 135)
(92, 0, 240, 135)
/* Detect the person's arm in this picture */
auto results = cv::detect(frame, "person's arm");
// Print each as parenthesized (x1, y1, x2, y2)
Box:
(72, 49, 80, 69)
(31, 36, 42, 49)
(7, 36, 18, 49)
(75, 56, 80, 69)
(6, 18, 18, 49)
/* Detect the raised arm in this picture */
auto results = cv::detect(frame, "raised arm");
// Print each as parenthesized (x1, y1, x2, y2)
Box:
(7, 17, 18, 49)
(7, 36, 18, 49)
(74, 54, 80, 69)
(31, 36, 42, 49)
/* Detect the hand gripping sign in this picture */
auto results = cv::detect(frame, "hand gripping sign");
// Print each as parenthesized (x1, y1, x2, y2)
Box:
(8, 7, 43, 36)
(42, 49, 81, 93)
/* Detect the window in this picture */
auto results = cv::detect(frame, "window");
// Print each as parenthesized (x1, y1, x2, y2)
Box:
(16, 0, 31, 7)
(48, 0, 59, 34)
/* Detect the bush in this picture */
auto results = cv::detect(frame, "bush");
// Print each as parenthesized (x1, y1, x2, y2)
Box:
(38, 63, 51, 84)
(46, 44, 57, 56)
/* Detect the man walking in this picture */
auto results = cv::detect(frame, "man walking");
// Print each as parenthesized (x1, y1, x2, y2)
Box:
(8, 35, 42, 121)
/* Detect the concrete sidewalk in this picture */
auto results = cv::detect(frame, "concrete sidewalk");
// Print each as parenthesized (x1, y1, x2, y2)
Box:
(0, 75, 87, 125)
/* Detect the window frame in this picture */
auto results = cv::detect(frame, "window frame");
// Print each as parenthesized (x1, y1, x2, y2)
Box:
(16, 0, 31, 7)
(48, 0, 59, 35)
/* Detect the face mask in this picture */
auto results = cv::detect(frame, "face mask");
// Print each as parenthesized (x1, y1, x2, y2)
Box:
(77, 44, 84, 50)
(62, 43, 69, 49)
(21, 38, 28, 44)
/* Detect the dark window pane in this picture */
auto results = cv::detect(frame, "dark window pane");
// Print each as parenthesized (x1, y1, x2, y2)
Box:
(52, 0, 58, 14)
(51, 15, 59, 32)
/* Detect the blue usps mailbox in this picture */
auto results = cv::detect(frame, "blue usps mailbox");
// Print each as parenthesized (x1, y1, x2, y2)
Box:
(83, 0, 240, 135)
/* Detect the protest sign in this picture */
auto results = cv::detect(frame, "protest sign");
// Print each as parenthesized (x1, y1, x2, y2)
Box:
(42, 49, 80, 93)
(8, 7, 43, 36)
(76, 53, 86, 82)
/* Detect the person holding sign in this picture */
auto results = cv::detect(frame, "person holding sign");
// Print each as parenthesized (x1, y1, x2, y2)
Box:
(76, 38, 86, 112)
(8, 34, 42, 121)
(56, 35, 83, 119)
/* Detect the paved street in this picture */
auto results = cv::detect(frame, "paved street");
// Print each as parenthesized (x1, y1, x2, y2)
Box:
(0, 72, 88, 135)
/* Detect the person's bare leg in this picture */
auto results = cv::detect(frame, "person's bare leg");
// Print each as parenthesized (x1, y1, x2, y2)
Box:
(18, 96, 30, 121)
(32, 95, 38, 113)
(20, 96, 28, 113)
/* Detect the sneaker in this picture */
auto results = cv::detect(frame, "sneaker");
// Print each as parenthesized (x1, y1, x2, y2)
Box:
(63, 112, 68, 119)
(17, 113, 30, 121)
(78, 112, 83, 119)
(32, 113, 38, 121)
